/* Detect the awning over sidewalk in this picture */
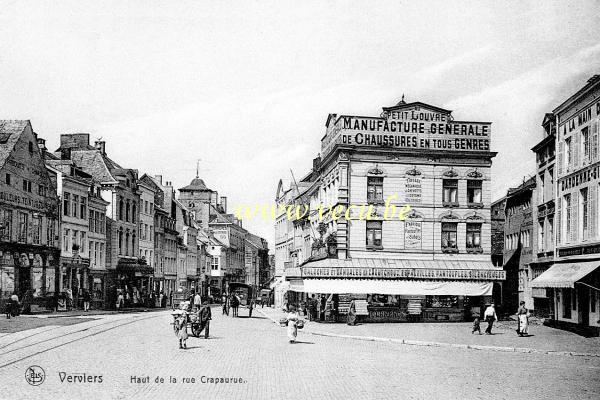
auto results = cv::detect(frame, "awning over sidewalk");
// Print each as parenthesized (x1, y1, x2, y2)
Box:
(531, 261, 599, 288)
(290, 279, 493, 296)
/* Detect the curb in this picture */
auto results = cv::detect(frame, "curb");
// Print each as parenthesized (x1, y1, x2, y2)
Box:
(257, 309, 600, 358)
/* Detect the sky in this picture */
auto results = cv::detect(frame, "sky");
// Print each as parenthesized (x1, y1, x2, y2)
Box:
(1, 0, 599, 249)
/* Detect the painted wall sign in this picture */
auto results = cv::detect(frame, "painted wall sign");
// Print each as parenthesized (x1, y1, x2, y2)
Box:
(405, 176, 422, 204)
(404, 221, 422, 249)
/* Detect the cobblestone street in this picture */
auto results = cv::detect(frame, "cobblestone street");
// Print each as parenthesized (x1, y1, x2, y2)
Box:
(0, 307, 599, 400)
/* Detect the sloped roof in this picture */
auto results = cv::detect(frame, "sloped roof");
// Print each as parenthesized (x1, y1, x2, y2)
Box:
(179, 177, 211, 192)
(71, 149, 118, 184)
(0, 120, 29, 170)
(245, 232, 268, 250)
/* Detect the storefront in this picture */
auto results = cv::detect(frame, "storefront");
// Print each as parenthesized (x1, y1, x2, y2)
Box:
(531, 260, 600, 336)
(286, 258, 504, 322)
(115, 258, 154, 307)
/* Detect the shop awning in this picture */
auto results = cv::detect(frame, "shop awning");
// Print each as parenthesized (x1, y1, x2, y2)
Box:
(531, 261, 599, 288)
(116, 263, 154, 275)
(291, 279, 493, 296)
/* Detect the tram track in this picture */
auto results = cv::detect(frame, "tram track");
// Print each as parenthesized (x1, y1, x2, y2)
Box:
(0, 313, 165, 369)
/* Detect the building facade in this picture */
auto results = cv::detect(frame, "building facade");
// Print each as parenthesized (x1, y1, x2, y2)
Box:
(280, 100, 505, 322)
(532, 75, 600, 334)
(0, 121, 60, 311)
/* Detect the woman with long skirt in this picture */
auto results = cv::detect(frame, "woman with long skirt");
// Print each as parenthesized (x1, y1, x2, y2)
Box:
(516, 301, 529, 337)
(286, 305, 300, 343)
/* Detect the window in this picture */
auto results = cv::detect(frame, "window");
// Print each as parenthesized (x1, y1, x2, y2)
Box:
(426, 296, 458, 308)
(145, 201, 149, 214)
(367, 177, 384, 203)
(466, 223, 482, 251)
(211, 256, 219, 270)
(581, 188, 589, 240)
(119, 198, 124, 220)
(467, 180, 482, 204)
(538, 219, 545, 251)
(18, 212, 28, 242)
(565, 137, 572, 168)
(32, 216, 41, 245)
(80, 232, 86, 253)
(125, 232, 130, 255)
(72, 195, 79, 218)
(548, 167, 554, 199)
(28, 141, 34, 153)
(366, 221, 382, 248)
(89, 210, 95, 232)
(22, 179, 31, 192)
(538, 173, 545, 204)
(5, 174, 10, 185)
(63, 192, 70, 216)
(100, 243, 104, 265)
(63, 229, 70, 252)
(562, 289, 572, 318)
(441, 222, 458, 251)
(547, 217, 554, 250)
(564, 194, 572, 241)
(126, 201, 130, 222)
(0, 209, 12, 240)
(72, 230, 78, 251)
(591, 290, 596, 313)
(90, 240, 95, 265)
(132, 202, 136, 223)
(442, 180, 458, 204)
(582, 127, 590, 162)
(80, 197, 87, 220)
(100, 214, 105, 234)
(47, 219, 55, 247)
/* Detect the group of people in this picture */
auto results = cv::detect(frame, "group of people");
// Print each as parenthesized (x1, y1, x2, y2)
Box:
(472, 301, 530, 336)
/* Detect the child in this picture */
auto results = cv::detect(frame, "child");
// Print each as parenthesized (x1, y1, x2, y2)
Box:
(176, 312, 189, 349)
(472, 317, 481, 335)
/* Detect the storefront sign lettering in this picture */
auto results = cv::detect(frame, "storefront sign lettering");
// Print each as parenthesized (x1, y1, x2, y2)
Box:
(404, 221, 422, 249)
(301, 267, 505, 280)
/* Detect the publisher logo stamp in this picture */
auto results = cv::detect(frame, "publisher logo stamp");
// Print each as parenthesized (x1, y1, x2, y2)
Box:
(25, 366, 45, 386)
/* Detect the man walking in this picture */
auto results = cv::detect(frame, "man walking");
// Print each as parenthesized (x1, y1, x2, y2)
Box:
(484, 303, 498, 335)
(194, 291, 202, 312)
(222, 293, 229, 315)
(198, 300, 212, 339)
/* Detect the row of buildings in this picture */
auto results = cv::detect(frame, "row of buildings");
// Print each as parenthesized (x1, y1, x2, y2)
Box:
(494, 76, 600, 335)
(274, 98, 505, 322)
(0, 126, 270, 311)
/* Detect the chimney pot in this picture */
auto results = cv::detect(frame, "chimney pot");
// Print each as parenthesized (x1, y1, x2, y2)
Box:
(95, 140, 106, 155)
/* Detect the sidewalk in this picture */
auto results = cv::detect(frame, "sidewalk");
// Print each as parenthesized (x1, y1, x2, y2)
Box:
(20, 307, 168, 318)
(257, 306, 600, 357)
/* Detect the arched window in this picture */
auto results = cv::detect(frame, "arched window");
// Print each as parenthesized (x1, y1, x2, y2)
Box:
(132, 233, 136, 255)
(125, 201, 130, 222)
(132, 202, 136, 223)
(119, 198, 124, 221)
(125, 231, 130, 256)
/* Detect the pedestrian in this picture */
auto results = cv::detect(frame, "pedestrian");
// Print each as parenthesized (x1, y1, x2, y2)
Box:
(222, 293, 229, 316)
(483, 303, 498, 335)
(319, 295, 326, 321)
(286, 305, 301, 343)
(194, 291, 202, 312)
(116, 291, 124, 310)
(198, 300, 212, 339)
(175, 311, 189, 349)
(82, 289, 91, 312)
(516, 301, 529, 337)
(307, 295, 317, 321)
(472, 317, 481, 335)
(347, 299, 358, 326)
(7, 292, 20, 318)
(230, 293, 239, 317)
(65, 286, 73, 311)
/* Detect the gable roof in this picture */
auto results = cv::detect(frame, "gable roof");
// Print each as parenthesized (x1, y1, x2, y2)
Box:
(0, 120, 30, 170)
(70, 149, 118, 184)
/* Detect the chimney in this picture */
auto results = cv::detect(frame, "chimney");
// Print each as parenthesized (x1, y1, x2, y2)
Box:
(36, 137, 47, 152)
(154, 175, 163, 185)
(211, 192, 218, 206)
(61, 147, 72, 160)
(95, 140, 106, 155)
(220, 196, 227, 213)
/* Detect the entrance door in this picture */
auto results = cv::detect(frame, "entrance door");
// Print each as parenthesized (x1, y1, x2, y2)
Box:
(18, 267, 31, 296)
(578, 286, 590, 326)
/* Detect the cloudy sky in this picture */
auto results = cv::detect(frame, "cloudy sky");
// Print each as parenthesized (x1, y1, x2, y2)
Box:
(1, 0, 599, 248)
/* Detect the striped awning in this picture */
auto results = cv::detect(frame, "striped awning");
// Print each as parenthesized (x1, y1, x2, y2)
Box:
(531, 261, 599, 288)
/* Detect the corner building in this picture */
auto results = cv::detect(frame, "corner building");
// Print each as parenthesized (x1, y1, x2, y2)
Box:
(285, 100, 505, 322)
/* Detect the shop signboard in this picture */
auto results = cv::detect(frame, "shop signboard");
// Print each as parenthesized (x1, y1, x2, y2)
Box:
(404, 221, 422, 249)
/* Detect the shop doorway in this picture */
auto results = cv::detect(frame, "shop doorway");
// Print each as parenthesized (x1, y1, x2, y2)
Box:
(578, 287, 589, 326)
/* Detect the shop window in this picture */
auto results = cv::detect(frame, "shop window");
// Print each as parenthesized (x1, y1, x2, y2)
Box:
(0, 208, 12, 240)
(367, 177, 384, 204)
(426, 296, 458, 308)
(366, 221, 382, 248)
(467, 180, 482, 205)
(562, 289, 571, 319)
(466, 223, 482, 252)
(441, 222, 458, 252)
(442, 180, 458, 205)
